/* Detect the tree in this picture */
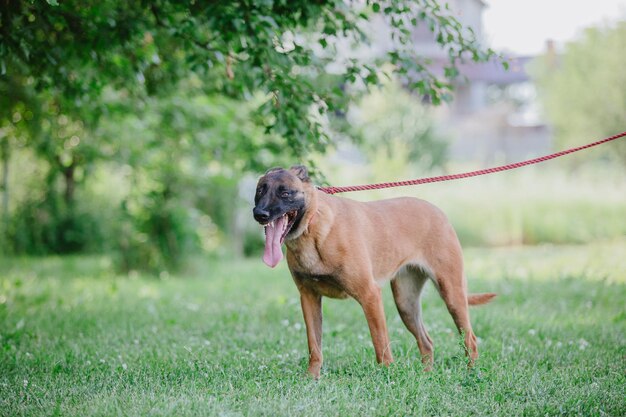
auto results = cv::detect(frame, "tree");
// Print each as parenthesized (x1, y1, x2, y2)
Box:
(0, 74, 106, 254)
(531, 22, 626, 165)
(98, 78, 283, 270)
(0, 73, 42, 252)
(348, 78, 447, 177)
(0, 0, 502, 264)
(1, 0, 498, 162)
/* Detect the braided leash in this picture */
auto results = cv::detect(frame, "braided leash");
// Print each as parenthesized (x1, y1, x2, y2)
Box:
(318, 131, 626, 195)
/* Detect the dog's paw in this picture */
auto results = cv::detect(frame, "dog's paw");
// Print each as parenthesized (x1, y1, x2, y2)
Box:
(307, 364, 322, 380)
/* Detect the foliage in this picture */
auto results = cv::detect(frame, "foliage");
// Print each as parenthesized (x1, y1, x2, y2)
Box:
(530, 21, 626, 165)
(1, 241, 625, 415)
(0, 0, 501, 267)
(98, 82, 282, 271)
(7, 190, 105, 255)
(347, 78, 448, 175)
(1, 0, 497, 160)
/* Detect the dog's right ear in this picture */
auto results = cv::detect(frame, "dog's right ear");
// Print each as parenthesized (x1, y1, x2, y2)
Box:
(289, 165, 310, 182)
(265, 167, 284, 175)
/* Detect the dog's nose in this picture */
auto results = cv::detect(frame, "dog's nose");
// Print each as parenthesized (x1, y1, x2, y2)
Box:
(253, 207, 270, 223)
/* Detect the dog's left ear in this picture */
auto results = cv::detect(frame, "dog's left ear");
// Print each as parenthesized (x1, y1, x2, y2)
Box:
(289, 165, 310, 182)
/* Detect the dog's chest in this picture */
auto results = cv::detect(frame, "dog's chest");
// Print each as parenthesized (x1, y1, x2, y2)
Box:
(286, 238, 328, 276)
(295, 272, 349, 299)
(286, 237, 348, 299)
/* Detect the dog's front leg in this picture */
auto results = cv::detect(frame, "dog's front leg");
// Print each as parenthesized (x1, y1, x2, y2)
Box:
(355, 283, 394, 366)
(299, 288, 323, 379)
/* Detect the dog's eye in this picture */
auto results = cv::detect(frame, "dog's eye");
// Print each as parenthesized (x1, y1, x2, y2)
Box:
(281, 191, 291, 198)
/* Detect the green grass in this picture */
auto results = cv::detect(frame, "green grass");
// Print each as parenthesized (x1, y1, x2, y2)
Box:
(1, 240, 625, 416)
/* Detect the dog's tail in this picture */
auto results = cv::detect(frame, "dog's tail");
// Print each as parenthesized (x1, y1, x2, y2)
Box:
(467, 293, 497, 306)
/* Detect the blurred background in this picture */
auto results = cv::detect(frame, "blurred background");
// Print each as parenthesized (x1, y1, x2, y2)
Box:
(1, 0, 625, 274)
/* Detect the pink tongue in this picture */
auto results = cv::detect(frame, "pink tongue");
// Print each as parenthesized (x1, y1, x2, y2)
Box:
(262, 215, 286, 268)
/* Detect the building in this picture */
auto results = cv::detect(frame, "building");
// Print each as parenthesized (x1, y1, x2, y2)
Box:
(411, 0, 551, 164)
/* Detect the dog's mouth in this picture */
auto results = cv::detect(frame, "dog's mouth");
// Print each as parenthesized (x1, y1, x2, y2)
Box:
(261, 210, 299, 243)
(261, 210, 298, 268)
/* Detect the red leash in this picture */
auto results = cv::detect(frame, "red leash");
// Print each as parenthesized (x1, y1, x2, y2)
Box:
(318, 131, 626, 195)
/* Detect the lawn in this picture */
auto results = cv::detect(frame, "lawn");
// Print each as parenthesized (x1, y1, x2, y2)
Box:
(1, 239, 625, 416)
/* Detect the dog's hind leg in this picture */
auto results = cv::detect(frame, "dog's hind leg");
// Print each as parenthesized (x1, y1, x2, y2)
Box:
(391, 266, 434, 370)
(433, 264, 479, 366)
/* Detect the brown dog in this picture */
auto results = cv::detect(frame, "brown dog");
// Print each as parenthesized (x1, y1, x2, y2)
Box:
(253, 165, 495, 378)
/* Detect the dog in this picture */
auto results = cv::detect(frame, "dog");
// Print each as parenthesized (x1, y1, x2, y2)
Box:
(253, 165, 495, 379)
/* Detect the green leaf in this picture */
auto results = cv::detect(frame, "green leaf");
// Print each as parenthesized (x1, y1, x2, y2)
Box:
(444, 66, 459, 78)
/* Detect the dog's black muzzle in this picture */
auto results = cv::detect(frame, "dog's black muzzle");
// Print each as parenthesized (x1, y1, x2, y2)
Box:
(253, 206, 271, 224)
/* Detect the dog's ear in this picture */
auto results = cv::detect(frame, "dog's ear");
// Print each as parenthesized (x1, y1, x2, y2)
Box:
(265, 167, 283, 175)
(289, 165, 310, 182)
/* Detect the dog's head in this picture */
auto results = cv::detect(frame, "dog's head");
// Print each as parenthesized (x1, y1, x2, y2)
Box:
(253, 165, 309, 267)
